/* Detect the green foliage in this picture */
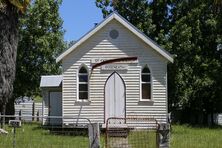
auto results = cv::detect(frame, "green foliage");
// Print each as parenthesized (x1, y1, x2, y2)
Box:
(168, 1, 222, 121)
(14, 0, 65, 98)
(33, 95, 42, 103)
(96, 0, 222, 124)
(96, 0, 156, 39)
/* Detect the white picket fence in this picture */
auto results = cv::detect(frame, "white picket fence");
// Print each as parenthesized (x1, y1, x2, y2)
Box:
(15, 102, 42, 121)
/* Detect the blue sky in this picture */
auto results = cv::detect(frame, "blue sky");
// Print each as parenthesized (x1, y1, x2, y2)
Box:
(59, 1, 103, 41)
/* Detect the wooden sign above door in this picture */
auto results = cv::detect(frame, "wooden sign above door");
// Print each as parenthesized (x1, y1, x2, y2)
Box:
(101, 64, 128, 70)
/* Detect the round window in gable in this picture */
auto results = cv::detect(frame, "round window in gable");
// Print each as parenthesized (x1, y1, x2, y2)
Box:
(109, 29, 119, 39)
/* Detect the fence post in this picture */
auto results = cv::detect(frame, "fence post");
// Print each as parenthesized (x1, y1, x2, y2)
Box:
(88, 123, 100, 148)
(37, 110, 39, 121)
(32, 102, 35, 121)
(19, 110, 22, 120)
(0, 112, 2, 128)
(157, 123, 170, 148)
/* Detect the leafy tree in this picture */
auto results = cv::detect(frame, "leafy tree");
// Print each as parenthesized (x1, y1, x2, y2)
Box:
(8, 0, 65, 114)
(67, 40, 76, 48)
(96, 0, 222, 125)
(95, 0, 172, 44)
(96, 0, 155, 38)
(0, 0, 30, 122)
(168, 0, 222, 124)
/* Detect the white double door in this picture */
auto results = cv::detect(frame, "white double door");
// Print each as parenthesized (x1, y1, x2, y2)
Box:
(105, 72, 125, 123)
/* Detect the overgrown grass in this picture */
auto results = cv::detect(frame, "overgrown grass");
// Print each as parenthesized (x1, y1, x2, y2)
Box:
(171, 124, 222, 148)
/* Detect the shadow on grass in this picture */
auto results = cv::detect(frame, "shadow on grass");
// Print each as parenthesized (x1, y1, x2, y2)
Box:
(184, 124, 222, 129)
(172, 121, 222, 128)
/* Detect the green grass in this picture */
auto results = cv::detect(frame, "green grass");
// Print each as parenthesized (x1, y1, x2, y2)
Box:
(128, 130, 157, 148)
(0, 123, 156, 148)
(107, 130, 157, 148)
(0, 123, 89, 148)
(1, 123, 221, 148)
(171, 124, 222, 148)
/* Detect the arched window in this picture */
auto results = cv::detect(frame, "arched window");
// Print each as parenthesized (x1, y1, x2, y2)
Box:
(141, 65, 151, 100)
(78, 66, 88, 100)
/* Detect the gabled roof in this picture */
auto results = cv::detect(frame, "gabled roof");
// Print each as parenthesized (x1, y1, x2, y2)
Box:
(56, 12, 173, 63)
(40, 75, 62, 88)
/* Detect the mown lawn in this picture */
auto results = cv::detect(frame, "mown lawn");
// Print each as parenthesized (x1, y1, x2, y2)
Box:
(171, 124, 222, 148)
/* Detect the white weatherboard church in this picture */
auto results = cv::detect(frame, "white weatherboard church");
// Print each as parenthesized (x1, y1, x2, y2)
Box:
(40, 12, 174, 126)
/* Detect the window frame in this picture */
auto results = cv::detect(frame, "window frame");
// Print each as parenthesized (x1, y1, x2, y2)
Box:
(140, 64, 152, 101)
(77, 64, 89, 102)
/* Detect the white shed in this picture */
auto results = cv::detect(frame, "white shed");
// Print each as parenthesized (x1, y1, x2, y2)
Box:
(41, 12, 173, 126)
(40, 75, 62, 125)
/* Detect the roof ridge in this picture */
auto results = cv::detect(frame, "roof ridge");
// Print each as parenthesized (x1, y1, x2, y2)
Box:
(56, 12, 173, 63)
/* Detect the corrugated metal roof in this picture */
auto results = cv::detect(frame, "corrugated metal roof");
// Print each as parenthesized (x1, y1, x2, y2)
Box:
(40, 75, 62, 88)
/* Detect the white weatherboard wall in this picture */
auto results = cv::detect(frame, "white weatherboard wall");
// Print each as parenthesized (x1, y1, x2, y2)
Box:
(62, 19, 168, 124)
(216, 114, 222, 125)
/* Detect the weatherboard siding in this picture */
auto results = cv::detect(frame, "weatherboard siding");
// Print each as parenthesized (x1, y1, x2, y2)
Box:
(42, 89, 48, 124)
(62, 20, 168, 124)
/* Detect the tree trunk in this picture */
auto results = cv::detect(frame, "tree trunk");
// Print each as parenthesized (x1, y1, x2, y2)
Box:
(6, 97, 15, 115)
(210, 112, 215, 126)
(0, 1, 19, 118)
(203, 112, 208, 125)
